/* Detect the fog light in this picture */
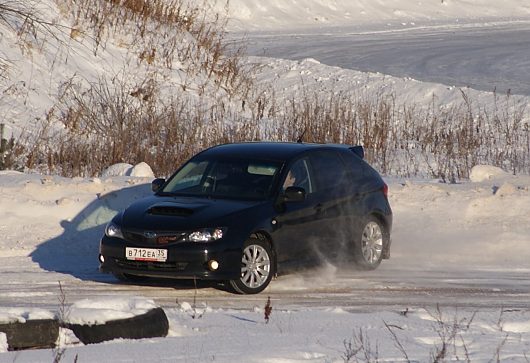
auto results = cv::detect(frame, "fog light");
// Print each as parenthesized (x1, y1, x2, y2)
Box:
(99, 254, 105, 263)
(208, 260, 219, 271)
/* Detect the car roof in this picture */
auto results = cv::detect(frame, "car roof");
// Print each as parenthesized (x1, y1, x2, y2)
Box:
(200, 142, 351, 161)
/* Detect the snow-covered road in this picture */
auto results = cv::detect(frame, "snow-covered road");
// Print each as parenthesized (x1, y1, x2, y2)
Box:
(2, 256, 530, 314)
(1, 171, 529, 313)
(244, 21, 530, 96)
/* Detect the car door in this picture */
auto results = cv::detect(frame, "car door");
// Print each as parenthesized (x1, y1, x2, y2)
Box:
(273, 157, 322, 268)
(307, 150, 361, 260)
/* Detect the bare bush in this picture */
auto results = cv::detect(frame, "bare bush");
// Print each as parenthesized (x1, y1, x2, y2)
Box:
(342, 328, 379, 363)
(0, 0, 70, 56)
(0, 123, 30, 171)
(264, 296, 272, 324)
(23, 81, 530, 179)
(383, 322, 410, 363)
(0, 1, 51, 36)
(424, 305, 474, 362)
(260, 89, 529, 180)
(26, 72, 259, 177)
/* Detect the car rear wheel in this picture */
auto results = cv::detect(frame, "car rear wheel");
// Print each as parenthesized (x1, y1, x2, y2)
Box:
(353, 216, 386, 270)
(229, 238, 274, 294)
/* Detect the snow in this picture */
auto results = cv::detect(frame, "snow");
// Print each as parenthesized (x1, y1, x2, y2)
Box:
(1, 167, 530, 360)
(0, 334, 6, 354)
(469, 165, 509, 183)
(0, 308, 55, 324)
(128, 162, 155, 178)
(1, 305, 530, 362)
(245, 54, 530, 117)
(101, 163, 134, 178)
(1, 0, 530, 361)
(65, 297, 159, 325)
(219, 0, 530, 31)
(101, 162, 155, 178)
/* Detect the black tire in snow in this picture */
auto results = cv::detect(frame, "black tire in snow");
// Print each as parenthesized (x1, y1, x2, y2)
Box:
(0, 319, 59, 351)
(65, 307, 169, 345)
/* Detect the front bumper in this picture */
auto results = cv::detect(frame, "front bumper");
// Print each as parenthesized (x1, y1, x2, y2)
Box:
(99, 236, 242, 280)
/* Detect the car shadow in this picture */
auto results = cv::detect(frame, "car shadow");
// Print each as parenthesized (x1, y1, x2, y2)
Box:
(29, 182, 234, 293)
(30, 183, 152, 282)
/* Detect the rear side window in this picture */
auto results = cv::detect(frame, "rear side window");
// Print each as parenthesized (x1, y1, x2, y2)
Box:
(309, 151, 349, 191)
(338, 149, 364, 176)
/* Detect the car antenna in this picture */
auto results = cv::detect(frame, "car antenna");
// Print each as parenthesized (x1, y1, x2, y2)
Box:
(296, 128, 307, 143)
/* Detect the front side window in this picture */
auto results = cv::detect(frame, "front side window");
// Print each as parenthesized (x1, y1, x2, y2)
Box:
(161, 158, 281, 200)
(282, 158, 314, 194)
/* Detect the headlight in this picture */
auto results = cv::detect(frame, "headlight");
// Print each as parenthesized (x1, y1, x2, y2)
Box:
(105, 221, 124, 239)
(187, 228, 225, 242)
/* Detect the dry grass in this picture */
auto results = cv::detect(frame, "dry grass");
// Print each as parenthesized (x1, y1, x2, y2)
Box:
(255, 89, 529, 180)
(19, 72, 260, 177)
(11, 81, 530, 179)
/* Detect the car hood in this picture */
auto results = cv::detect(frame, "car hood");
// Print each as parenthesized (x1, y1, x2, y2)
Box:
(120, 195, 270, 232)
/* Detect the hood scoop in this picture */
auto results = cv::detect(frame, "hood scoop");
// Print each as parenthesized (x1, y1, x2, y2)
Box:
(148, 206, 194, 217)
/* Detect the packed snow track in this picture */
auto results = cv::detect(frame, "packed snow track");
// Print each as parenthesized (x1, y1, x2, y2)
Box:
(244, 21, 530, 96)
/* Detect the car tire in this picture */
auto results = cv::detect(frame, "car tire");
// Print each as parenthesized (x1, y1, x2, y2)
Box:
(229, 238, 274, 294)
(353, 216, 387, 270)
(65, 307, 169, 345)
(0, 319, 59, 350)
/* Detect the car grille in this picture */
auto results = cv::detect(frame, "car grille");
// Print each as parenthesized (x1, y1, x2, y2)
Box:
(122, 231, 187, 245)
(123, 231, 146, 243)
(115, 258, 188, 272)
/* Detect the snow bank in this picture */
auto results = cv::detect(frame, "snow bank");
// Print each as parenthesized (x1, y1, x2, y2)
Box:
(65, 297, 159, 325)
(247, 55, 530, 117)
(5, 306, 529, 362)
(0, 308, 55, 324)
(101, 163, 134, 178)
(389, 172, 530, 269)
(101, 162, 155, 178)
(0, 333, 7, 353)
(220, 0, 530, 30)
(469, 165, 509, 182)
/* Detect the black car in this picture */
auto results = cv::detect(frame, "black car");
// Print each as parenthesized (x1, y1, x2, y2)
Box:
(99, 142, 392, 294)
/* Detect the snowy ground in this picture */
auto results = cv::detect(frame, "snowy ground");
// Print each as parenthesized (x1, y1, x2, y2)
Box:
(2, 0, 530, 362)
(1, 166, 530, 361)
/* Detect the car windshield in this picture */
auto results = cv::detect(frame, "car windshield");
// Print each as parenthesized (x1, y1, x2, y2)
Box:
(160, 157, 282, 200)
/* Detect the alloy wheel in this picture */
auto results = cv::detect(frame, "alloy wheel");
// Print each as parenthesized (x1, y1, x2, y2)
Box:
(240, 244, 271, 289)
(361, 221, 383, 265)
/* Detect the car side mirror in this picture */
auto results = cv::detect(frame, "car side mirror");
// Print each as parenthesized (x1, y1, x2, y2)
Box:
(283, 186, 306, 202)
(151, 178, 166, 193)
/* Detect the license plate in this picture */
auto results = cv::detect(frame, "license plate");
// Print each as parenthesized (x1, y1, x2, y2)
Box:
(125, 247, 167, 262)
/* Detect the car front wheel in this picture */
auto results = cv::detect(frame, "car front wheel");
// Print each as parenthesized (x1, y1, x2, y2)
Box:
(229, 238, 274, 294)
(353, 216, 386, 270)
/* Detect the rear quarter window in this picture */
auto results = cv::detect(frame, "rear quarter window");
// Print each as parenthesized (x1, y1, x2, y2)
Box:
(309, 150, 349, 191)
(338, 149, 364, 177)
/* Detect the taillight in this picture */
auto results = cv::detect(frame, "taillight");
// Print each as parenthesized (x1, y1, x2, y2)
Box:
(382, 183, 388, 198)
